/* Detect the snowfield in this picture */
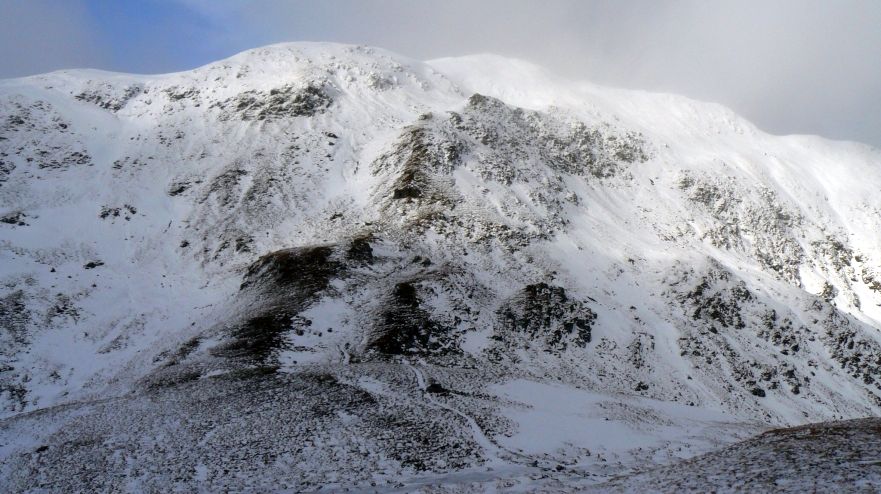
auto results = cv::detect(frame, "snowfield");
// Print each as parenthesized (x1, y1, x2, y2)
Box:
(0, 42, 880, 491)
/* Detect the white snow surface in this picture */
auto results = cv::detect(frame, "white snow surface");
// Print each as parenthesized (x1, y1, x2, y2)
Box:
(0, 42, 880, 491)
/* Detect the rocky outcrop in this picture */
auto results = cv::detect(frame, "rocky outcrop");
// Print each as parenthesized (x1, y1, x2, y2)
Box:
(494, 283, 596, 353)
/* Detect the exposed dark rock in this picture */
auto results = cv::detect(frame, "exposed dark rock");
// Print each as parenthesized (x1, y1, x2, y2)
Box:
(99, 205, 137, 221)
(204, 168, 248, 206)
(425, 382, 449, 394)
(36, 150, 91, 170)
(459, 93, 647, 180)
(494, 283, 596, 352)
(164, 86, 199, 102)
(675, 265, 752, 332)
(819, 281, 837, 302)
(758, 310, 805, 356)
(678, 174, 803, 282)
(215, 82, 332, 121)
(75, 84, 143, 112)
(0, 290, 30, 348)
(0, 158, 13, 183)
(0, 211, 28, 226)
(817, 300, 881, 393)
(369, 282, 451, 355)
(862, 269, 881, 293)
(167, 181, 191, 196)
(346, 234, 374, 264)
(381, 126, 461, 202)
(209, 246, 343, 364)
(239, 245, 339, 293)
(812, 237, 854, 271)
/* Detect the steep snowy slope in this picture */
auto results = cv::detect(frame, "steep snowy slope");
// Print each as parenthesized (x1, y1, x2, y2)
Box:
(1, 42, 880, 491)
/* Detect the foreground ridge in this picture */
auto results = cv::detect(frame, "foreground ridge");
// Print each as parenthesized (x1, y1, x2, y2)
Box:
(595, 418, 881, 492)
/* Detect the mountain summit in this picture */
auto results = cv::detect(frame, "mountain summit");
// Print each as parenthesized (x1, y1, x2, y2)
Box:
(1, 42, 880, 491)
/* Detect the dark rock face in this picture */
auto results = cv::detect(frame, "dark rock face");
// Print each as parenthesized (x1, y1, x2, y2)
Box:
(669, 263, 810, 400)
(0, 100, 92, 172)
(0, 291, 29, 349)
(818, 301, 881, 396)
(35, 150, 91, 170)
(345, 234, 374, 264)
(370, 95, 648, 245)
(99, 205, 136, 221)
(373, 124, 463, 204)
(369, 282, 451, 356)
(757, 309, 805, 356)
(457, 93, 647, 181)
(683, 275, 752, 331)
(0, 212, 28, 226)
(215, 82, 332, 121)
(495, 283, 596, 352)
(239, 245, 340, 294)
(0, 291, 32, 411)
(215, 246, 341, 364)
(678, 173, 803, 283)
(214, 313, 297, 366)
(390, 128, 436, 200)
(147, 243, 348, 386)
(0, 159, 13, 184)
(74, 83, 143, 112)
(165, 236, 376, 372)
(667, 259, 881, 406)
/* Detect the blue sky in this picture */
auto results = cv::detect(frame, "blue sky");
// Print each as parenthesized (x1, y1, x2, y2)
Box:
(6, 0, 242, 75)
(82, 0, 221, 73)
(2, 0, 881, 147)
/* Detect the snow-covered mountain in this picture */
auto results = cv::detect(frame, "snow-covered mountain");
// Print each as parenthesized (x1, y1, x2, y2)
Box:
(1, 42, 880, 491)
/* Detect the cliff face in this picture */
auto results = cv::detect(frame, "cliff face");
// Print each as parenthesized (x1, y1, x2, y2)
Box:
(1, 42, 880, 491)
